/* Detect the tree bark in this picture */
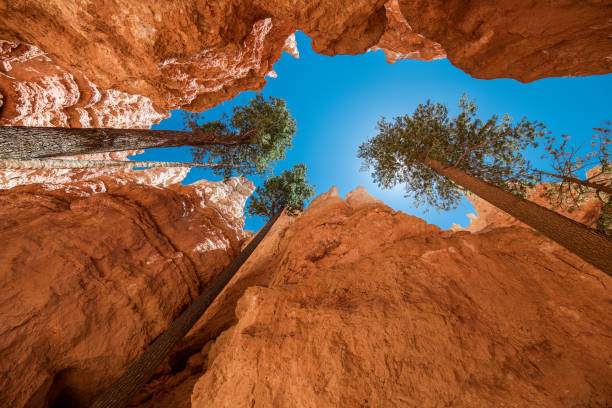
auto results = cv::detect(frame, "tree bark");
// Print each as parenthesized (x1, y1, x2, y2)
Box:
(424, 158, 612, 275)
(89, 210, 284, 408)
(0, 126, 249, 160)
(0, 159, 247, 169)
(534, 169, 612, 195)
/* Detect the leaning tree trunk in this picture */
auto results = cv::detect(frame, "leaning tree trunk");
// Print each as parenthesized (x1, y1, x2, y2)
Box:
(90, 210, 284, 408)
(424, 158, 612, 275)
(0, 158, 247, 170)
(0, 126, 249, 160)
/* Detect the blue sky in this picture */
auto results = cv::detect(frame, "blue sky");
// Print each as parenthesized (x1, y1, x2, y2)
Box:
(133, 32, 612, 231)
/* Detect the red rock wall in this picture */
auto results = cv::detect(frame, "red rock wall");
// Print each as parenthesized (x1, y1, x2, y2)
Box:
(189, 187, 611, 407)
(398, 0, 612, 82)
(1, 0, 609, 125)
(2, 179, 610, 407)
(121, 186, 611, 408)
(0, 172, 254, 408)
(371, 0, 446, 64)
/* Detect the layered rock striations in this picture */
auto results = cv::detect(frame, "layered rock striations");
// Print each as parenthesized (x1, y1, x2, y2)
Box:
(0, 171, 254, 408)
(0, 40, 167, 128)
(1, 0, 610, 125)
(123, 186, 611, 407)
(0, 150, 147, 190)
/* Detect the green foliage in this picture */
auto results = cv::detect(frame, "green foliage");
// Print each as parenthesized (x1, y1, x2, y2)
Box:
(247, 163, 315, 220)
(188, 94, 296, 178)
(358, 95, 546, 211)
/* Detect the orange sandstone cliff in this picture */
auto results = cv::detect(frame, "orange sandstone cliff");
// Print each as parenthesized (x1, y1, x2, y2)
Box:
(0, 171, 254, 408)
(123, 186, 612, 408)
(1, 181, 611, 407)
(0, 40, 167, 128)
(1, 0, 610, 125)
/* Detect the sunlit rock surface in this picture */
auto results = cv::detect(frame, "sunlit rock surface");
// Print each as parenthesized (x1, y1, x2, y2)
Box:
(0, 174, 254, 408)
(1, 0, 609, 125)
(0, 151, 156, 190)
(0, 40, 167, 128)
(124, 186, 611, 407)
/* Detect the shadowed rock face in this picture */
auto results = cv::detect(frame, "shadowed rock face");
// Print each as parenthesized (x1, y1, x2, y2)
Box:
(0, 172, 254, 408)
(398, 0, 612, 82)
(1, 0, 610, 126)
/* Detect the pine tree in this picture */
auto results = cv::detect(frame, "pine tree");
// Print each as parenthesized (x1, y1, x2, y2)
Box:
(247, 163, 316, 219)
(534, 124, 611, 234)
(0, 94, 296, 164)
(0, 158, 248, 170)
(190, 94, 296, 179)
(358, 96, 612, 274)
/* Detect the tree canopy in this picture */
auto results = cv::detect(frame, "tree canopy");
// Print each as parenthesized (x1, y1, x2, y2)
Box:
(188, 94, 297, 178)
(247, 163, 316, 219)
(357, 95, 546, 211)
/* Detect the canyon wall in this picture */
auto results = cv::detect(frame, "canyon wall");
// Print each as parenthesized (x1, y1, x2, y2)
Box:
(0, 170, 254, 408)
(1, 0, 610, 125)
(126, 186, 611, 408)
(1, 177, 610, 407)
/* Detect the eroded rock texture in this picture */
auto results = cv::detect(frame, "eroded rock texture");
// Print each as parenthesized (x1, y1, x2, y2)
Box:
(0, 172, 254, 408)
(1, 0, 609, 125)
(123, 186, 612, 408)
(397, 0, 612, 82)
(0, 150, 148, 190)
(371, 0, 446, 64)
(0, 40, 167, 128)
(2, 180, 610, 407)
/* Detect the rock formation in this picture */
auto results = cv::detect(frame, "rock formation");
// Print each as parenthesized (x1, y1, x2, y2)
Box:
(1, 178, 610, 407)
(0, 40, 167, 128)
(1, 1, 611, 405)
(129, 186, 611, 407)
(0, 171, 254, 408)
(370, 0, 446, 64)
(1, 0, 610, 125)
(397, 0, 612, 82)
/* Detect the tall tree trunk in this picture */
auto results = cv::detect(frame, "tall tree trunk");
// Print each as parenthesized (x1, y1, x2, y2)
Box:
(0, 159, 247, 169)
(0, 126, 249, 160)
(424, 158, 612, 275)
(534, 169, 612, 195)
(90, 210, 284, 408)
